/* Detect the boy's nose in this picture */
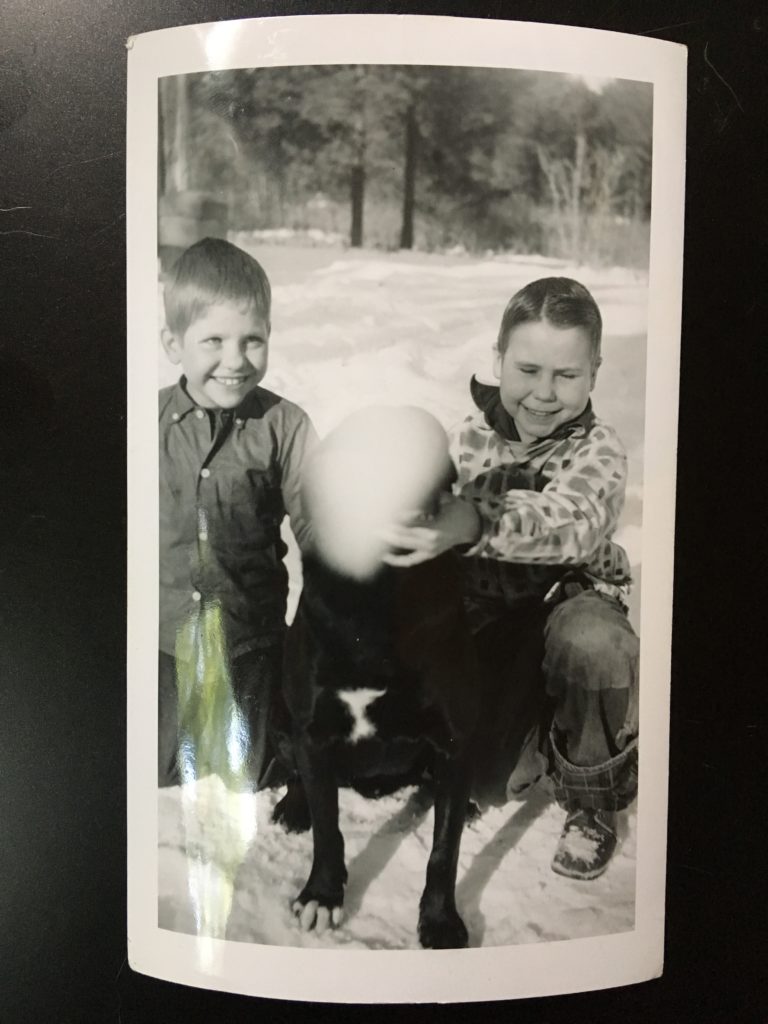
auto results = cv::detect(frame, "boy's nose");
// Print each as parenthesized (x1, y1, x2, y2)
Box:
(533, 375, 557, 401)
(221, 341, 247, 368)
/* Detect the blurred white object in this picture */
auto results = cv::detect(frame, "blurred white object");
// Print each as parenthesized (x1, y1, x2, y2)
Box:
(303, 405, 452, 579)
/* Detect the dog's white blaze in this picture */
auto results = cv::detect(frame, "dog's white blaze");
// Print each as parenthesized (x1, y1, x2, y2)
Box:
(337, 688, 385, 742)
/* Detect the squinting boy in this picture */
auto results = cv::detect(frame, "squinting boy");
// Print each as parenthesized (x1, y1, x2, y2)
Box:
(383, 277, 638, 880)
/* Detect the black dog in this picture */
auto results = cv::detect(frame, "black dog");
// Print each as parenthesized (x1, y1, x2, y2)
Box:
(271, 408, 480, 949)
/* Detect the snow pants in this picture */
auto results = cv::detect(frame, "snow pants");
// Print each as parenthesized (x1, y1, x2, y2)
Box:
(470, 587, 639, 812)
(158, 646, 283, 790)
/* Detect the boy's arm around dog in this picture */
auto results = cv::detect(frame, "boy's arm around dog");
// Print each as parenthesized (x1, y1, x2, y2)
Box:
(380, 492, 482, 567)
(453, 418, 630, 570)
(382, 421, 628, 574)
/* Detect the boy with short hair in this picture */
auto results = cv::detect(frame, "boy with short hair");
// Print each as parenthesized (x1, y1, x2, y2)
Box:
(383, 277, 638, 880)
(158, 237, 316, 790)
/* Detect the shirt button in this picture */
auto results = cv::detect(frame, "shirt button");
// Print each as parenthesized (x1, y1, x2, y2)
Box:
(192, 590, 201, 602)
(200, 468, 211, 479)
(235, 417, 243, 426)
(171, 412, 180, 421)
(198, 532, 208, 542)
(195, 409, 205, 419)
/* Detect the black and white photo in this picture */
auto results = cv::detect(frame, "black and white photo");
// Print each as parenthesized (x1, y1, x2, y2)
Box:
(127, 14, 685, 1002)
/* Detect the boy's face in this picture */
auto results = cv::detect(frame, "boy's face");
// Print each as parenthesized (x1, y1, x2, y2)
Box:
(494, 319, 598, 444)
(162, 300, 270, 409)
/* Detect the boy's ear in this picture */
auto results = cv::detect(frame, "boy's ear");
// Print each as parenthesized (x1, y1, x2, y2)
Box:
(492, 346, 502, 380)
(161, 327, 183, 366)
(590, 357, 602, 389)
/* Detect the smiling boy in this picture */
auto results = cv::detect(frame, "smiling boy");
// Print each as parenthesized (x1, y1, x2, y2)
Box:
(158, 237, 316, 790)
(383, 278, 638, 880)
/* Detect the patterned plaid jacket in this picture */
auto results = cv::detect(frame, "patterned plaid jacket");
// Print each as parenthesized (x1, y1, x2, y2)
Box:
(450, 378, 632, 627)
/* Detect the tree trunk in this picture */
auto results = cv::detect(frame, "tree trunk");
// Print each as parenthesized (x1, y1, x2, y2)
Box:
(536, 144, 568, 256)
(570, 132, 586, 261)
(399, 102, 418, 250)
(349, 65, 368, 249)
(158, 80, 167, 196)
(350, 162, 365, 248)
(166, 74, 190, 194)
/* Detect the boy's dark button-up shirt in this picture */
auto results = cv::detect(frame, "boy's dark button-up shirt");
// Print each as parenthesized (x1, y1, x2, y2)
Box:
(159, 379, 316, 659)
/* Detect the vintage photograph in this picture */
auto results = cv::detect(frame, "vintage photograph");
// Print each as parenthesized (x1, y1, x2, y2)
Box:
(156, 60, 649, 949)
(128, 14, 684, 1002)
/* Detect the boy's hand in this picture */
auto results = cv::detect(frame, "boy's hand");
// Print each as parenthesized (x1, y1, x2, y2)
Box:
(380, 495, 481, 567)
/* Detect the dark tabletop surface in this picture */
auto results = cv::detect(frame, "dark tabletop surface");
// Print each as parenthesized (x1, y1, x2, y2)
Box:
(1, 1, 765, 1021)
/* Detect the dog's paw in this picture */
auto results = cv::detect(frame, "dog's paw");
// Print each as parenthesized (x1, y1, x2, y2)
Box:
(272, 787, 312, 833)
(292, 894, 345, 935)
(418, 906, 469, 949)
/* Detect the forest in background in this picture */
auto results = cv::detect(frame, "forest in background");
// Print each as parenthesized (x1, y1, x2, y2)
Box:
(159, 66, 652, 267)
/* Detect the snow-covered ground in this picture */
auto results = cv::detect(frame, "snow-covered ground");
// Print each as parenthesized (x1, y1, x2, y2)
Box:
(159, 776, 636, 949)
(157, 244, 646, 949)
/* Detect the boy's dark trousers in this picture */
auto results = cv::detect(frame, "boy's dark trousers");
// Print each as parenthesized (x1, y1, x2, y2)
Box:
(469, 586, 638, 812)
(158, 646, 283, 790)
(544, 588, 638, 813)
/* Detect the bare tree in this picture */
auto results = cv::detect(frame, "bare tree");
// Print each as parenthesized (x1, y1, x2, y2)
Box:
(537, 132, 627, 262)
(159, 75, 191, 195)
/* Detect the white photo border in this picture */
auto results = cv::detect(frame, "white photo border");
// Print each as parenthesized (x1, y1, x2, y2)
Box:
(127, 13, 686, 1003)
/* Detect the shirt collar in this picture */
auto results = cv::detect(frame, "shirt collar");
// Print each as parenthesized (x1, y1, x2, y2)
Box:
(469, 375, 595, 444)
(167, 378, 199, 422)
(168, 377, 267, 424)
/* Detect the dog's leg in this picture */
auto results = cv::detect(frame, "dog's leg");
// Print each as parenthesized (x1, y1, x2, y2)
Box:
(292, 736, 348, 935)
(418, 751, 472, 949)
(272, 775, 312, 833)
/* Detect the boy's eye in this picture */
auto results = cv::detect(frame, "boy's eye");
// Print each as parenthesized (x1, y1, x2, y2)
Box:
(559, 372, 578, 379)
(201, 336, 222, 346)
(245, 336, 265, 347)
